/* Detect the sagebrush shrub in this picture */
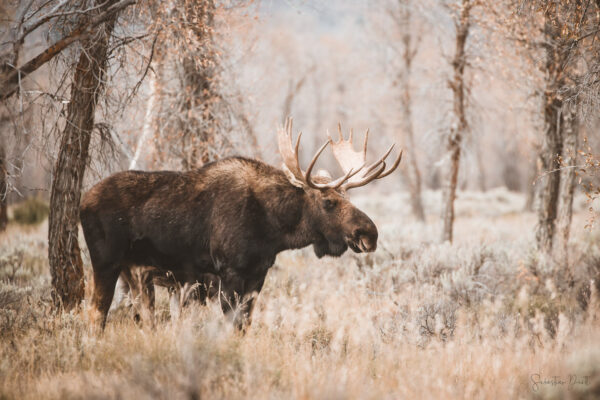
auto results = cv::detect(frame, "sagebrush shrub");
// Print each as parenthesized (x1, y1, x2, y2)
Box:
(12, 198, 49, 225)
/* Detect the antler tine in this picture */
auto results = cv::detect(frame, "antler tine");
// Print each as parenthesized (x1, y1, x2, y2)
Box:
(343, 149, 403, 190)
(332, 165, 364, 189)
(288, 117, 299, 157)
(289, 119, 302, 157)
(343, 162, 387, 190)
(375, 150, 403, 179)
(307, 165, 365, 190)
(329, 124, 367, 177)
(295, 132, 302, 157)
(278, 117, 304, 180)
(362, 143, 395, 176)
(304, 140, 330, 189)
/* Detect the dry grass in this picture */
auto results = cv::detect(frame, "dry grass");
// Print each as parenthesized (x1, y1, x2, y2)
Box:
(1, 190, 600, 399)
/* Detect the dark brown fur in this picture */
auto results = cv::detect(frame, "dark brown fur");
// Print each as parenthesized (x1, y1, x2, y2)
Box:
(80, 157, 378, 330)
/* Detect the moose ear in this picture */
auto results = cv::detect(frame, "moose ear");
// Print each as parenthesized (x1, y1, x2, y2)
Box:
(282, 164, 306, 189)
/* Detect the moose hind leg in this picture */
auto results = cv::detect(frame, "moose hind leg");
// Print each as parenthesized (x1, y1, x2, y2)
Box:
(83, 217, 128, 330)
(90, 265, 121, 330)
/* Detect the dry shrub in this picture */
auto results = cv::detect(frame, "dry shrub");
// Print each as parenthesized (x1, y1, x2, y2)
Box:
(11, 198, 49, 226)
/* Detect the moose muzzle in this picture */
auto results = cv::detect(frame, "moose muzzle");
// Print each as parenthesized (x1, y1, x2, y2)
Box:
(345, 213, 378, 253)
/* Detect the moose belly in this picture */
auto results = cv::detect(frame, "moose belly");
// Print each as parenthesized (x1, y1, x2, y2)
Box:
(125, 235, 214, 277)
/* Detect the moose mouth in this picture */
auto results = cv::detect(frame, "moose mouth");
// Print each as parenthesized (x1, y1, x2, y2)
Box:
(313, 232, 377, 258)
(313, 233, 348, 258)
(346, 236, 376, 253)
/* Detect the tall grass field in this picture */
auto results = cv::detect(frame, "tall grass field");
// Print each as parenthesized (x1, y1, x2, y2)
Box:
(1, 189, 599, 399)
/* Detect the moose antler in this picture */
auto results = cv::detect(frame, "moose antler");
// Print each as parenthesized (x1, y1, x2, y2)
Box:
(328, 123, 403, 190)
(277, 118, 402, 191)
(277, 118, 362, 190)
(277, 117, 304, 180)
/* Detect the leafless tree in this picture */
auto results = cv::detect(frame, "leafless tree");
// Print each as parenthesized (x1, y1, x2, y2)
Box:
(179, 0, 218, 169)
(529, 1, 598, 255)
(281, 65, 315, 125)
(151, 0, 235, 171)
(48, 0, 133, 311)
(556, 101, 578, 258)
(0, 0, 135, 100)
(0, 0, 138, 308)
(534, 7, 567, 254)
(441, 0, 473, 243)
(495, 0, 600, 259)
(388, 0, 426, 221)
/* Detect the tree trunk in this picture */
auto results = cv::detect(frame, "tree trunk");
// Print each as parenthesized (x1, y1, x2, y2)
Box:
(524, 151, 539, 211)
(442, 144, 461, 242)
(180, 0, 218, 170)
(535, 13, 564, 254)
(535, 100, 562, 253)
(403, 132, 426, 221)
(0, 139, 7, 231)
(556, 102, 578, 260)
(475, 138, 486, 192)
(48, 4, 117, 311)
(441, 0, 471, 243)
(398, 6, 425, 222)
(130, 74, 156, 170)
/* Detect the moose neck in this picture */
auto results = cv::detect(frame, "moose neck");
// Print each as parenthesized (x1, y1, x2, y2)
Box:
(252, 172, 318, 253)
(282, 192, 319, 251)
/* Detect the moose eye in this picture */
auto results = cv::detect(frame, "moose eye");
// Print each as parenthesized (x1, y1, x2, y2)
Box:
(323, 199, 337, 211)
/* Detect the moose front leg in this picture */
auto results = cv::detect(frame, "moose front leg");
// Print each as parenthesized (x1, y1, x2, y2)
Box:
(219, 274, 265, 333)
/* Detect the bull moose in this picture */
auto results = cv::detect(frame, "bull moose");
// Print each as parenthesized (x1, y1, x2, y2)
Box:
(80, 119, 402, 330)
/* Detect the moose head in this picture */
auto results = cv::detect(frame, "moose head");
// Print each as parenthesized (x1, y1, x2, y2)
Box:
(277, 118, 402, 258)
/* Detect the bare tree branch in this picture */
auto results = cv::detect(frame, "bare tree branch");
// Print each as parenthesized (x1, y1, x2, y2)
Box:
(0, 0, 135, 101)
